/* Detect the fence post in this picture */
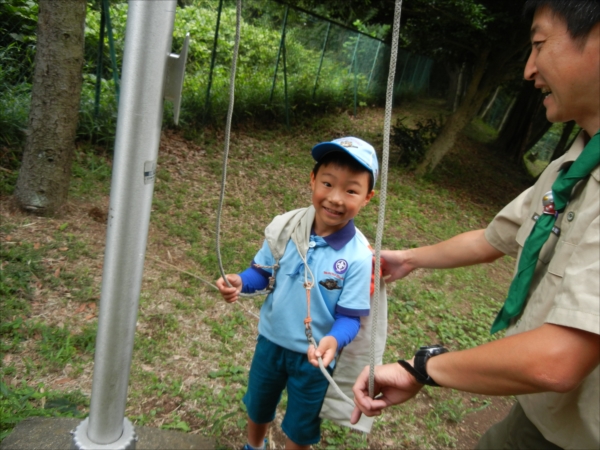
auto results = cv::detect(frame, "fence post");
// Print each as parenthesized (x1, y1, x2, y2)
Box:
(398, 52, 410, 93)
(367, 41, 381, 92)
(353, 34, 361, 116)
(102, 0, 120, 105)
(283, 23, 289, 128)
(204, 0, 224, 122)
(312, 21, 331, 99)
(94, 0, 106, 117)
(270, 5, 289, 102)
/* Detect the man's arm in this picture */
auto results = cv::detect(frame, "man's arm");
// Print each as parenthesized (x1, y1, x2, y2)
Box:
(428, 324, 600, 394)
(381, 229, 505, 282)
(352, 324, 600, 421)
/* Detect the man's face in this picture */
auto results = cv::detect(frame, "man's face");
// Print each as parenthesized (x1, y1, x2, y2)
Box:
(524, 6, 600, 134)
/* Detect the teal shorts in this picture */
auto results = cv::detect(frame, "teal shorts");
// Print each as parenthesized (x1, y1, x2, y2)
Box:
(243, 335, 332, 446)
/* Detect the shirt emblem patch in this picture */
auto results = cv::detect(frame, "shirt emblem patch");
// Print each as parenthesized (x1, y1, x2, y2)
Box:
(334, 259, 348, 274)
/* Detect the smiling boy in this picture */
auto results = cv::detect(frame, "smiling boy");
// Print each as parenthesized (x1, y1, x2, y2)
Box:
(217, 136, 377, 450)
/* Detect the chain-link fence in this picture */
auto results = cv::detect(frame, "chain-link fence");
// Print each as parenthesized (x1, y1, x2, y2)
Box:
(1, 0, 434, 149)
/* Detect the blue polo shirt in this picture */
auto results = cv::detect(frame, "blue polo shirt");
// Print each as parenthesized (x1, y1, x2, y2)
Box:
(251, 219, 371, 354)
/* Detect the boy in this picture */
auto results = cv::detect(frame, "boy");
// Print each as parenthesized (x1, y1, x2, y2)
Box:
(216, 136, 378, 450)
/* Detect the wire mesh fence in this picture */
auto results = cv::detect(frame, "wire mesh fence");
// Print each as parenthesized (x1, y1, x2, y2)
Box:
(1, 0, 435, 148)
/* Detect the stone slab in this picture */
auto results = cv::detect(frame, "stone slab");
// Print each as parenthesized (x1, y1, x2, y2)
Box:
(0, 417, 215, 450)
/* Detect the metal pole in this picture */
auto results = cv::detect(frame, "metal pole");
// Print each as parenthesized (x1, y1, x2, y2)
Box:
(283, 26, 289, 128)
(71, 1, 178, 447)
(269, 5, 289, 102)
(94, 0, 106, 117)
(353, 34, 360, 116)
(204, 0, 224, 122)
(103, 0, 120, 105)
(312, 22, 330, 99)
(366, 41, 381, 92)
(348, 33, 360, 75)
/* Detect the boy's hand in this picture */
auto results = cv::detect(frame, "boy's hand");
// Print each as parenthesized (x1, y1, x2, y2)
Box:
(215, 274, 243, 303)
(308, 336, 338, 368)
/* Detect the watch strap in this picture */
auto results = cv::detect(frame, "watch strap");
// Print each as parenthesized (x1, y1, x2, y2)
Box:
(397, 359, 430, 384)
(398, 359, 441, 386)
(398, 345, 448, 387)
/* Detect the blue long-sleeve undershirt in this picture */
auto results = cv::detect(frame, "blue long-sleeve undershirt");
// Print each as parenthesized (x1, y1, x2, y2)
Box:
(239, 264, 361, 350)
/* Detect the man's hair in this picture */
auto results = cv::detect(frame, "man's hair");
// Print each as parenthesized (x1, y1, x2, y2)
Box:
(524, 0, 600, 41)
(312, 151, 374, 192)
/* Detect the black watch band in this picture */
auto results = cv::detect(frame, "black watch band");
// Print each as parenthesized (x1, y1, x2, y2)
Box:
(398, 345, 448, 387)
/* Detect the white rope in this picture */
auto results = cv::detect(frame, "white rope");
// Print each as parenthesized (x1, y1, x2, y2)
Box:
(369, 0, 402, 398)
(214, 0, 261, 300)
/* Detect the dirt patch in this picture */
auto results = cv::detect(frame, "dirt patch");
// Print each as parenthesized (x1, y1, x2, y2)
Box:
(455, 395, 515, 449)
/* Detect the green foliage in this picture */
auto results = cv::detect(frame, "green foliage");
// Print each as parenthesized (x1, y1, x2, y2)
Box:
(0, 240, 42, 324)
(320, 420, 367, 449)
(0, 0, 38, 84)
(70, 146, 113, 197)
(0, 381, 87, 441)
(0, 45, 31, 149)
(392, 115, 443, 168)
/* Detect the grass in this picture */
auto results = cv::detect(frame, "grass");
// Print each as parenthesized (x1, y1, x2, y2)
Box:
(0, 100, 531, 448)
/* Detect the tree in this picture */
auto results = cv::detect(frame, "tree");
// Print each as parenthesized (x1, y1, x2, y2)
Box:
(399, 0, 531, 175)
(14, 0, 86, 215)
(295, 0, 533, 175)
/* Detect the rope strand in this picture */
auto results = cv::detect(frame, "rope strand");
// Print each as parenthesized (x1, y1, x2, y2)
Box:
(369, 0, 402, 399)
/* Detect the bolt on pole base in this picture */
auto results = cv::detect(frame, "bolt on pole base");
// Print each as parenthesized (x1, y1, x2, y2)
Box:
(71, 418, 137, 450)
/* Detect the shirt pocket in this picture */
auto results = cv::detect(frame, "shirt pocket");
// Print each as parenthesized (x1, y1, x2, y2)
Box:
(516, 215, 561, 265)
(547, 241, 576, 277)
(318, 278, 343, 312)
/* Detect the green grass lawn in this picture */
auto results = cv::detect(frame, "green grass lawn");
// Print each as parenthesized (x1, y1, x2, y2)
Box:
(1, 102, 534, 448)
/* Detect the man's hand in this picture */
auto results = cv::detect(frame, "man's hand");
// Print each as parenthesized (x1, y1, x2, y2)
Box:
(350, 362, 423, 424)
(380, 249, 415, 283)
(215, 274, 243, 303)
(307, 336, 337, 368)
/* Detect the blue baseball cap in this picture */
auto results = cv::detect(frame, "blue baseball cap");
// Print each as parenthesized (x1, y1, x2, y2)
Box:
(311, 136, 379, 185)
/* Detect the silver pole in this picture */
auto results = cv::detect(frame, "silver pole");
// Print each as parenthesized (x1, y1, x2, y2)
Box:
(73, 1, 178, 447)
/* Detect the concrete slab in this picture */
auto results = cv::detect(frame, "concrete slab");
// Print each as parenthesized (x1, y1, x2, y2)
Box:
(0, 417, 215, 450)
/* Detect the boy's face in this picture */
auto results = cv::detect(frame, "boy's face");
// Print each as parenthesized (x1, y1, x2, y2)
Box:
(524, 6, 600, 135)
(310, 162, 374, 237)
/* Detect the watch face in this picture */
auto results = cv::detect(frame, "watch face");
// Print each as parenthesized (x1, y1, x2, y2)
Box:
(418, 345, 448, 357)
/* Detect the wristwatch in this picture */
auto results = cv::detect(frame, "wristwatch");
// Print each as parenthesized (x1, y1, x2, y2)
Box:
(398, 345, 448, 386)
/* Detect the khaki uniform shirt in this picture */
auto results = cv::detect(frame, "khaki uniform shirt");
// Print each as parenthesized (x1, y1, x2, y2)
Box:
(485, 133, 599, 450)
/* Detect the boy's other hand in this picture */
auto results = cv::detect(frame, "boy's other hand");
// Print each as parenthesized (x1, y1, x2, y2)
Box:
(307, 336, 338, 368)
(216, 274, 243, 303)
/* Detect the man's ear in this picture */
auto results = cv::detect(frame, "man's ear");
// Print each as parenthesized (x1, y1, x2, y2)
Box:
(364, 190, 375, 205)
(310, 171, 316, 190)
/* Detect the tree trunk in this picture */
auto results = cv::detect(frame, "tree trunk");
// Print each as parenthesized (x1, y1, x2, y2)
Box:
(416, 49, 494, 176)
(14, 0, 86, 215)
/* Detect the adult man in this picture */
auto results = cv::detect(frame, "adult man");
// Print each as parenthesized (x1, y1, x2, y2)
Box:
(351, 1, 600, 448)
